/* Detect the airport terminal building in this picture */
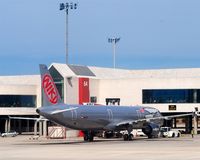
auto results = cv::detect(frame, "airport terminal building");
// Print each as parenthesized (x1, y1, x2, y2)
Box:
(0, 63, 200, 134)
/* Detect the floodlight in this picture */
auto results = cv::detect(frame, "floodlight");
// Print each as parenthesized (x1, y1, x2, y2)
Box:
(60, 3, 65, 10)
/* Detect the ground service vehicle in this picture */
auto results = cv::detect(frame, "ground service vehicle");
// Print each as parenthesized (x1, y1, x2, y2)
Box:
(1, 131, 18, 137)
(160, 127, 181, 138)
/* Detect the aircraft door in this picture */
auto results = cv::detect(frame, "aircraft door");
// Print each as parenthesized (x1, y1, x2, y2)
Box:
(71, 109, 77, 121)
(107, 109, 113, 121)
(136, 109, 144, 119)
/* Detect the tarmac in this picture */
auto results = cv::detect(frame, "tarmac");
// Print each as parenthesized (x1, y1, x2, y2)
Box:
(0, 135, 200, 160)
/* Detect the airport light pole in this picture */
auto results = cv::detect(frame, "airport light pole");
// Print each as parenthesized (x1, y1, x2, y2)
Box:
(60, 2, 78, 64)
(108, 37, 120, 68)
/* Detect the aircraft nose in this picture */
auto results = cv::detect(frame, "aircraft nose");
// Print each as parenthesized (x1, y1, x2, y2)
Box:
(36, 107, 50, 118)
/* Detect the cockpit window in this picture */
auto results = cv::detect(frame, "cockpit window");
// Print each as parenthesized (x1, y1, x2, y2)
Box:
(144, 108, 160, 117)
(144, 108, 158, 114)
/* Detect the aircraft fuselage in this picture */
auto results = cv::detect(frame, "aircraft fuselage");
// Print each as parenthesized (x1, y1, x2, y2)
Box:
(37, 105, 163, 131)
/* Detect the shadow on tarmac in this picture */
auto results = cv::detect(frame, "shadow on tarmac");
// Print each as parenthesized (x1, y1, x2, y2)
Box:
(14, 138, 124, 146)
(13, 136, 193, 146)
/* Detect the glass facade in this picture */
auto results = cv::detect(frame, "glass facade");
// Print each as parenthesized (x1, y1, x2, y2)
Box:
(0, 95, 36, 107)
(143, 89, 200, 104)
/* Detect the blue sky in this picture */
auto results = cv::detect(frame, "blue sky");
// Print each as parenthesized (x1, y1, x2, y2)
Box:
(0, 0, 200, 75)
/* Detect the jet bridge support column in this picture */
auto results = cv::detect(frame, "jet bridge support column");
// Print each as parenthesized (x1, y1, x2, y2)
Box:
(172, 118, 177, 128)
(26, 120, 29, 132)
(193, 114, 198, 135)
(34, 121, 38, 135)
(7, 119, 10, 132)
(185, 115, 192, 134)
(5, 119, 11, 133)
(5, 119, 8, 132)
(18, 119, 22, 134)
(39, 121, 43, 136)
(43, 120, 47, 137)
(193, 107, 199, 135)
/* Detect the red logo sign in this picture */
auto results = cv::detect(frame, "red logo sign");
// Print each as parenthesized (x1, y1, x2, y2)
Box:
(42, 74, 58, 104)
(139, 108, 145, 113)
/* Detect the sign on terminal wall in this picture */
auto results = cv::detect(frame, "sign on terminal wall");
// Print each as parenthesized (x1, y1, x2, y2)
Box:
(79, 78, 90, 104)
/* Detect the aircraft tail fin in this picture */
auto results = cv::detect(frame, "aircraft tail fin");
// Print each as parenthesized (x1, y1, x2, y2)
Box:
(39, 64, 63, 106)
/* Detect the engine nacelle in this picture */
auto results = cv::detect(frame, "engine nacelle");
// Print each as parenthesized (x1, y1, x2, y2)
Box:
(142, 123, 160, 138)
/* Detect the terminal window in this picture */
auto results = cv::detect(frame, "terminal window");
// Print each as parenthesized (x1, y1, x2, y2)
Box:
(142, 89, 200, 104)
(0, 95, 36, 107)
(106, 98, 120, 105)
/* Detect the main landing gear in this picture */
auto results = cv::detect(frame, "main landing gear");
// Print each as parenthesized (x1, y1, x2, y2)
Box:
(123, 126, 133, 141)
(83, 131, 94, 142)
(123, 133, 133, 141)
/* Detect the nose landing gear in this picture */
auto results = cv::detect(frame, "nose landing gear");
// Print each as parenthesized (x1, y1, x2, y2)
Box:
(83, 131, 94, 142)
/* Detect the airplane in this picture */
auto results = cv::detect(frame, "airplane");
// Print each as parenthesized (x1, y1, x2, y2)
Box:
(10, 64, 196, 142)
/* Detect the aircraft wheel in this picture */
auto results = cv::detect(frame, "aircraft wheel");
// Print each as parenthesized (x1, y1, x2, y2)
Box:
(128, 134, 133, 141)
(84, 135, 89, 141)
(147, 135, 153, 139)
(88, 135, 94, 142)
(172, 133, 175, 138)
(89, 131, 94, 142)
(123, 134, 129, 141)
(84, 131, 94, 142)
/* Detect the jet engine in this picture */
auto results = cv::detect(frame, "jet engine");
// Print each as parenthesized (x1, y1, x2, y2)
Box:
(142, 123, 160, 138)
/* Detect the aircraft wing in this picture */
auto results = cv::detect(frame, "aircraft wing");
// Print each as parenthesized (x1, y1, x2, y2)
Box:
(115, 112, 195, 127)
(8, 107, 78, 122)
(116, 117, 163, 127)
(163, 113, 195, 120)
